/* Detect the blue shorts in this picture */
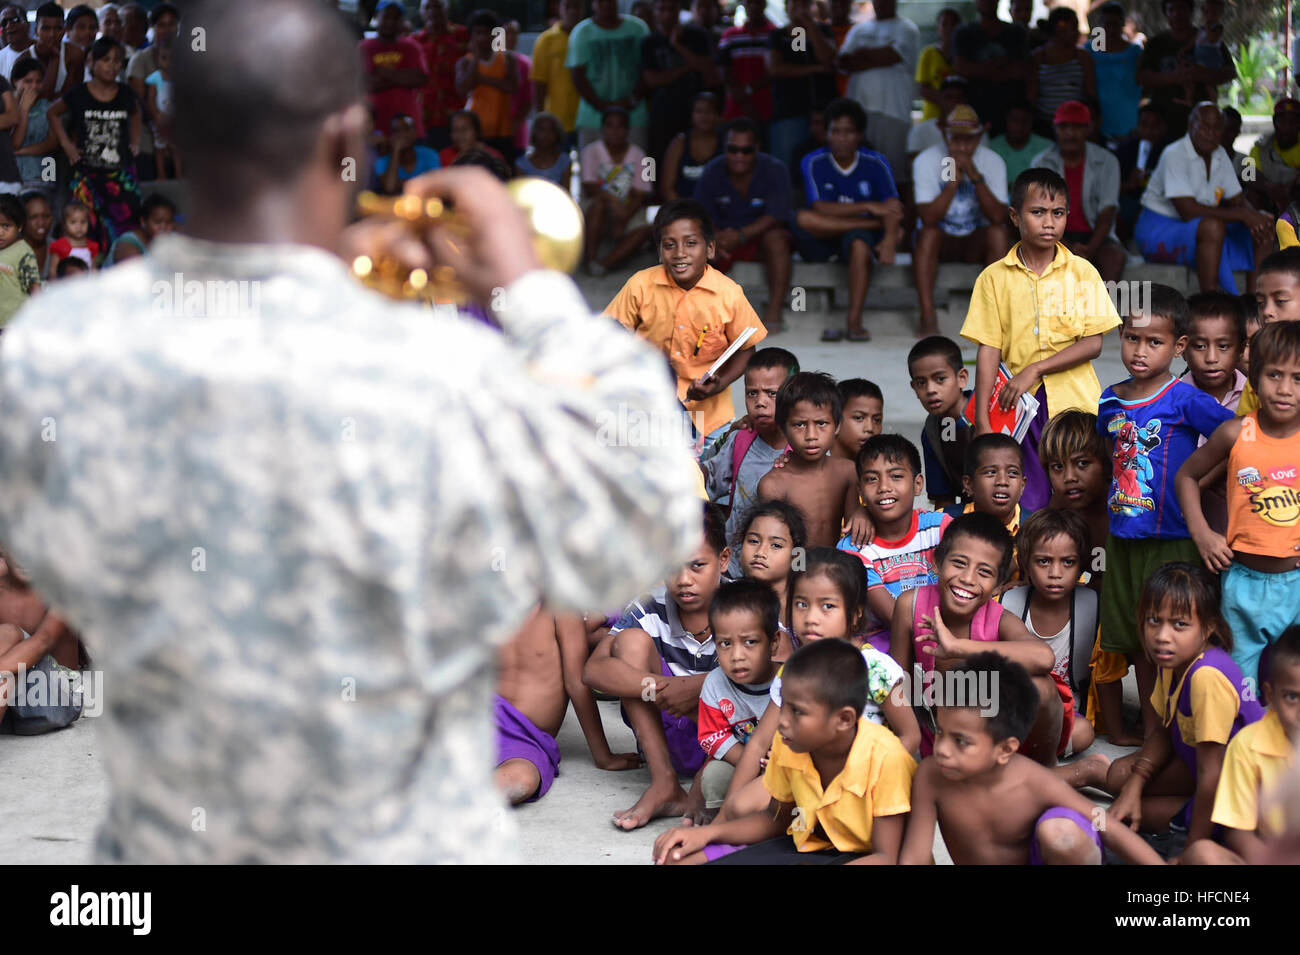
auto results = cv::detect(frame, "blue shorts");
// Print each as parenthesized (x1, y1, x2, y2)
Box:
(793, 224, 881, 263)
(1134, 209, 1255, 294)
(1220, 561, 1300, 688)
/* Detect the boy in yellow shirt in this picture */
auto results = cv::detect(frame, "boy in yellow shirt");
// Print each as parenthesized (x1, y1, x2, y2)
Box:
(605, 199, 766, 437)
(960, 168, 1121, 512)
(1184, 627, 1300, 865)
(652, 638, 915, 864)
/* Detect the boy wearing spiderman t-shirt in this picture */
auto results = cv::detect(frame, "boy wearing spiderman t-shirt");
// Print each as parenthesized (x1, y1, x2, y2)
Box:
(1096, 286, 1233, 731)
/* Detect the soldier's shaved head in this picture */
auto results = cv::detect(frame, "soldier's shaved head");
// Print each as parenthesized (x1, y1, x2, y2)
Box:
(174, 0, 361, 189)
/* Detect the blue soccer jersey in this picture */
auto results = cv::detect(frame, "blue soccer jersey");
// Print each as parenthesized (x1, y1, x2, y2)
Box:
(800, 147, 898, 207)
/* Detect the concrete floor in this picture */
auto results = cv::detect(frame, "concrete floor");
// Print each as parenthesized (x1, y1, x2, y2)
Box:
(1, 278, 1143, 864)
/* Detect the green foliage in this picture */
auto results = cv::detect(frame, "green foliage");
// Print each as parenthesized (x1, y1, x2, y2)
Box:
(1227, 34, 1289, 114)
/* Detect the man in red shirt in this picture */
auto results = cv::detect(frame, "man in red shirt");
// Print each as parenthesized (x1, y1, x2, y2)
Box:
(359, 0, 428, 138)
(412, 0, 467, 150)
(717, 0, 775, 123)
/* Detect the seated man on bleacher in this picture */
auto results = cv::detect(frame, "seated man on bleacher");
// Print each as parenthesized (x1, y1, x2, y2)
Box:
(1135, 102, 1275, 295)
(1030, 101, 1126, 283)
(695, 117, 794, 334)
(911, 104, 1010, 336)
(793, 97, 903, 343)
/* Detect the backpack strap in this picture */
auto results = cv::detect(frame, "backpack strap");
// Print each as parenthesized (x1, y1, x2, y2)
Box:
(729, 428, 759, 509)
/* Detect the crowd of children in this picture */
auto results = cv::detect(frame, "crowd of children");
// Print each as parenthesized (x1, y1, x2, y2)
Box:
(483, 163, 1300, 867)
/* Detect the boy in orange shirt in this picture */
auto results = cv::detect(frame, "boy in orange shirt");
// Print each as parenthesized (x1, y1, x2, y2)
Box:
(605, 199, 766, 438)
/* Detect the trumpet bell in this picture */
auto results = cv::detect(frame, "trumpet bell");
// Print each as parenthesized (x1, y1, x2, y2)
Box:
(507, 177, 584, 275)
(352, 177, 584, 304)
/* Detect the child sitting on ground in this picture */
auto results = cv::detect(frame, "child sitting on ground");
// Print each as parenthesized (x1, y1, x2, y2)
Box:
(900, 652, 1164, 865)
(890, 513, 1076, 770)
(605, 200, 767, 439)
(1001, 509, 1098, 756)
(1178, 321, 1300, 690)
(838, 434, 951, 651)
(0, 195, 40, 327)
(0, 548, 81, 732)
(495, 608, 641, 804)
(583, 503, 730, 830)
(1039, 409, 1139, 745)
(1097, 285, 1234, 736)
(734, 498, 807, 658)
(1184, 627, 1300, 865)
(48, 201, 99, 273)
(961, 168, 1122, 513)
(654, 639, 916, 864)
(1105, 564, 1264, 855)
(908, 335, 971, 510)
(718, 549, 922, 824)
(697, 579, 783, 822)
(757, 371, 870, 549)
(830, 378, 884, 463)
(700, 346, 798, 574)
(1180, 291, 1248, 535)
(947, 433, 1028, 544)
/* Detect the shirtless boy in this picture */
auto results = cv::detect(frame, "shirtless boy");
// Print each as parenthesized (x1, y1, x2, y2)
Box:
(900, 652, 1165, 865)
(496, 607, 640, 804)
(757, 372, 870, 548)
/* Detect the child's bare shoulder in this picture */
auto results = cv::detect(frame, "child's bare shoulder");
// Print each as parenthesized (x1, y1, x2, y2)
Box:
(828, 456, 857, 482)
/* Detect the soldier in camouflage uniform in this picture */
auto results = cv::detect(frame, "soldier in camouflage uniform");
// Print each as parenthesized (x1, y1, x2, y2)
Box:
(0, 0, 701, 863)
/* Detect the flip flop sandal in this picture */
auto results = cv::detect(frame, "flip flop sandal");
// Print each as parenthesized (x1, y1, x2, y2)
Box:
(820, 327, 845, 342)
(847, 328, 872, 342)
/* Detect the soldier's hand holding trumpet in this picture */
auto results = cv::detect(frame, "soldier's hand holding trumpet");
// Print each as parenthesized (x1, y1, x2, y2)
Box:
(340, 167, 582, 309)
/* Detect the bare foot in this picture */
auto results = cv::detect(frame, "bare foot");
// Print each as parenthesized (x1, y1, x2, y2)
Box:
(1105, 729, 1144, 748)
(917, 314, 940, 337)
(1053, 752, 1112, 791)
(612, 781, 690, 831)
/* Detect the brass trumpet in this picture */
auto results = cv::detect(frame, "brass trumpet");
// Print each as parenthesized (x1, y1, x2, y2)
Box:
(350, 177, 585, 304)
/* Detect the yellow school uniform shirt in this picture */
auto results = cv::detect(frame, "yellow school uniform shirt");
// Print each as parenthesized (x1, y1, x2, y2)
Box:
(960, 243, 1122, 421)
(762, 715, 916, 853)
(605, 264, 767, 437)
(1236, 381, 1259, 416)
(1211, 709, 1294, 838)
(530, 23, 579, 131)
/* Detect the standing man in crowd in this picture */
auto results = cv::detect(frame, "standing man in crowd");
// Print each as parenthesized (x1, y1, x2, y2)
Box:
(412, 0, 467, 152)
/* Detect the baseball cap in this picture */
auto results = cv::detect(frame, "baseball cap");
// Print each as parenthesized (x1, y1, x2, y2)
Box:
(1053, 100, 1091, 126)
(945, 105, 982, 134)
(376, 0, 404, 14)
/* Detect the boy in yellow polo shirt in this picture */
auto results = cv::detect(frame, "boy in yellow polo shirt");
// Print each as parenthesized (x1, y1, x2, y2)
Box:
(961, 168, 1122, 512)
(605, 199, 766, 438)
(1184, 628, 1300, 865)
(652, 639, 915, 864)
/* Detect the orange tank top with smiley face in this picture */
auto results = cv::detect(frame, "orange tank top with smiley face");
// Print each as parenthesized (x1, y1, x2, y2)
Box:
(1227, 413, 1300, 558)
